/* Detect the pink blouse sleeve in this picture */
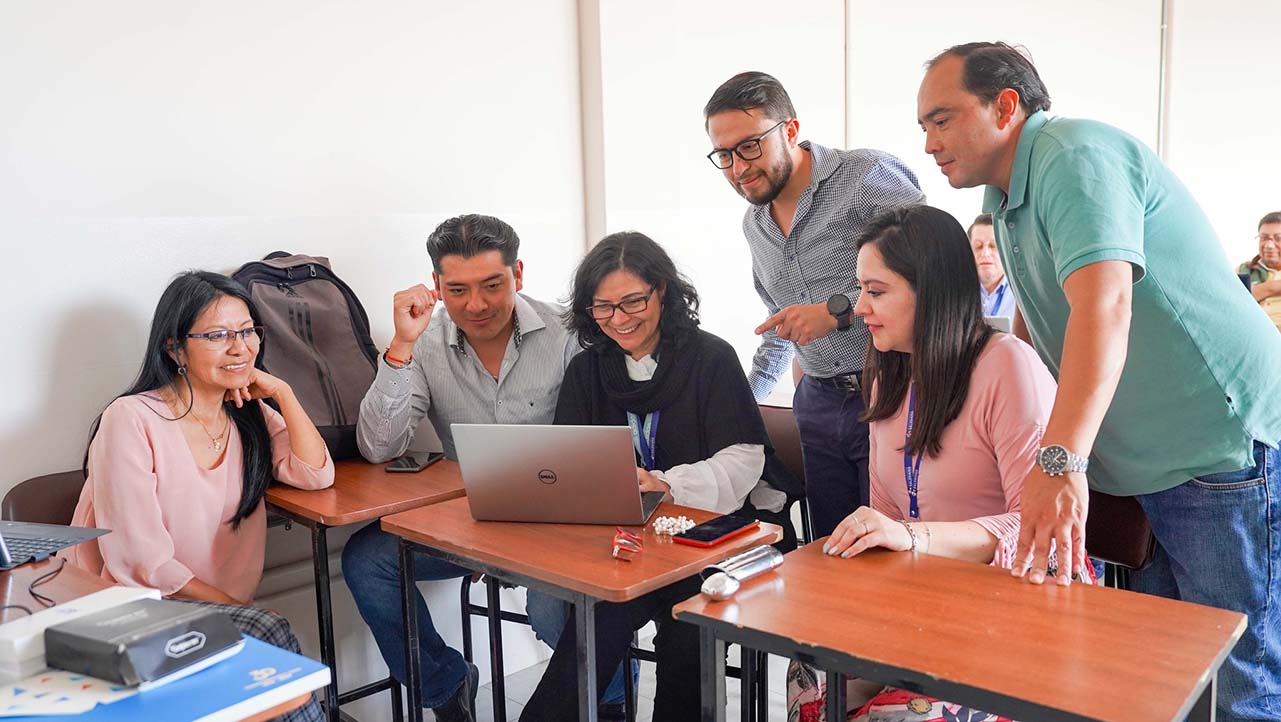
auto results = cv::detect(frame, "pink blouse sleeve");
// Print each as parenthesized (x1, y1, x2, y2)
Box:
(970, 341, 1055, 569)
(262, 402, 334, 490)
(87, 400, 195, 595)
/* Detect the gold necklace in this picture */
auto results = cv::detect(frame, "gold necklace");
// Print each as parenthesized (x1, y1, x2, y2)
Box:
(191, 411, 229, 452)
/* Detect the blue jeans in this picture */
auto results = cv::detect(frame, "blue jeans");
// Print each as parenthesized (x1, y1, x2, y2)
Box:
(525, 591, 638, 706)
(1131, 441, 1281, 722)
(793, 376, 870, 538)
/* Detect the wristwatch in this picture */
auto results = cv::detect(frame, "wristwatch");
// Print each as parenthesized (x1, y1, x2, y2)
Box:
(826, 293, 853, 331)
(1037, 444, 1089, 476)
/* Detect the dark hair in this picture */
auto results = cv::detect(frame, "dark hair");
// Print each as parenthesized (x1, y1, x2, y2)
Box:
(927, 42, 1052, 116)
(967, 212, 994, 237)
(425, 214, 520, 274)
(565, 231, 700, 351)
(856, 206, 994, 458)
(1260, 212, 1281, 230)
(703, 71, 797, 126)
(85, 271, 272, 529)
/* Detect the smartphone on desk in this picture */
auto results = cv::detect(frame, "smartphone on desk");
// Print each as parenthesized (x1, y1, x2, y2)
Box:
(385, 451, 445, 473)
(672, 514, 760, 548)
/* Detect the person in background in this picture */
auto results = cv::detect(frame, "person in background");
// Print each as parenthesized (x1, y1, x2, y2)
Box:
(917, 41, 1281, 721)
(68, 270, 333, 722)
(1237, 211, 1281, 329)
(788, 205, 1060, 720)
(703, 70, 925, 539)
(520, 231, 794, 722)
(969, 213, 1015, 322)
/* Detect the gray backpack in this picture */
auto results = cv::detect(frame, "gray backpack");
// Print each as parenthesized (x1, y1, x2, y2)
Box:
(232, 252, 378, 460)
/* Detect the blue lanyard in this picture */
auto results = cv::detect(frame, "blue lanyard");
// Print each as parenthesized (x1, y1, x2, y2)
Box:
(627, 411, 660, 470)
(986, 283, 1007, 317)
(903, 385, 922, 519)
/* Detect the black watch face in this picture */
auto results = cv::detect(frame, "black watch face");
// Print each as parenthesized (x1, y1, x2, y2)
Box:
(1041, 446, 1069, 473)
(827, 295, 850, 315)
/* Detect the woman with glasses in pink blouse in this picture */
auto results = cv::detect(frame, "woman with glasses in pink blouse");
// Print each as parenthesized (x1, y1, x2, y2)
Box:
(68, 271, 333, 722)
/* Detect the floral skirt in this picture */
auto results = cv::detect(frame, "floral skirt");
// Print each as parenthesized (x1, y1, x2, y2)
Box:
(787, 661, 1014, 722)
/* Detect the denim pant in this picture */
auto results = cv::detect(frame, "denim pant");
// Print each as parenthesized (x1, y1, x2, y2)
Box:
(793, 375, 871, 538)
(341, 522, 565, 709)
(525, 591, 639, 707)
(1131, 440, 1281, 722)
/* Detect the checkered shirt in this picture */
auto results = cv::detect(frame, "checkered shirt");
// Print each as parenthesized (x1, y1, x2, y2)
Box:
(743, 141, 925, 399)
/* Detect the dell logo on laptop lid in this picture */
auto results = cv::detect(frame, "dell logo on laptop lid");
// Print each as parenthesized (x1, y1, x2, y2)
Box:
(537, 469, 557, 484)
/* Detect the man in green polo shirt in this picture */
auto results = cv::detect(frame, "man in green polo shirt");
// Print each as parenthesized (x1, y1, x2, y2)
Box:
(917, 42, 1281, 722)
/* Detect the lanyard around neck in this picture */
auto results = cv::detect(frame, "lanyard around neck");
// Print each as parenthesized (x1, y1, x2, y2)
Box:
(903, 385, 922, 519)
(627, 410, 660, 471)
(987, 283, 1007, 317)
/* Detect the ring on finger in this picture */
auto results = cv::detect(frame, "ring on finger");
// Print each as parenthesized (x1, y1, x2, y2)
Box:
(860, 520, 869, 537)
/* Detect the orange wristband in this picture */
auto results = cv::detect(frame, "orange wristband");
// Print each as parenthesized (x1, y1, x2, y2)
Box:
(385, 349, 412, 367)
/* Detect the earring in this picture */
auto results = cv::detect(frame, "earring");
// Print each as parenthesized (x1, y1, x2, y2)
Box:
(177, 365, 187, 376)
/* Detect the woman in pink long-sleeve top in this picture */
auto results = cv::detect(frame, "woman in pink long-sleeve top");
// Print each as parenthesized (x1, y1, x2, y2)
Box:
(791, 206, 1075, 722)
(68, 271, 332, 722)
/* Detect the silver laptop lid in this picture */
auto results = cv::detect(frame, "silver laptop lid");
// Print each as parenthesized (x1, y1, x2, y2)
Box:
(452, 424, 659, 525)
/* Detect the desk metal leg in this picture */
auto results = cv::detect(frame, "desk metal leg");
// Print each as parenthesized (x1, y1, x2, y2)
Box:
(824, 670, 846, 722)
(1190, 678, 1216, 722)
(700, 626, 727, 722)
(485, 578, 508, 722)
(756, 652, 768, 722)
(740, 646, 757, 722)
(400, 540, 423, 722)
(573, 593, 600, 722)
(309, 524, 340, 722)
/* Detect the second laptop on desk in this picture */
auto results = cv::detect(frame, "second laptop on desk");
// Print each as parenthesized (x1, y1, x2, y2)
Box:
(452, 423, 663, 525)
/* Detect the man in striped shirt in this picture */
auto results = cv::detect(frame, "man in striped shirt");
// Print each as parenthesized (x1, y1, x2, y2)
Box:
(704, 72, 925, 537)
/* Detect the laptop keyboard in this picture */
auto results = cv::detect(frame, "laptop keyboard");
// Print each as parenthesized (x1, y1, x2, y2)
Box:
(2, 536, 67, 560)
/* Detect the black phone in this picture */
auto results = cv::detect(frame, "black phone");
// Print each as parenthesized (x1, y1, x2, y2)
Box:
(672, 514, 760, 547)
(385, 451, 445, 473)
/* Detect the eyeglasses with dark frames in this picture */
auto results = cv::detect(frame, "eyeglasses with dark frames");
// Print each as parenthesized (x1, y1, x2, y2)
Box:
(586, 288, 656, 320)
(186, 326, 265, 346)
(706, 120, 788, 169)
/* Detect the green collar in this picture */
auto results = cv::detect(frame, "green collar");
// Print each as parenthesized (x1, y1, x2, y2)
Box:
(983, 110, 1049, 214)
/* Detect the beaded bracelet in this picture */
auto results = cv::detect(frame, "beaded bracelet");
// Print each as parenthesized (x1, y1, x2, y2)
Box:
(898, 519, 920, 552)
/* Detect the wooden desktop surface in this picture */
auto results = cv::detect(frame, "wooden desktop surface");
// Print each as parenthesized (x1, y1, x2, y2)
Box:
(0, 557, 110, 622)
(265, 458, 465, 527)
(674, 540, 1246, 722)
(381, 498, 782, 602)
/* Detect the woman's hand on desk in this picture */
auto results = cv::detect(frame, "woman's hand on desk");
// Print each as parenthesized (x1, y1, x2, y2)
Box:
(824, 507, 912, 558)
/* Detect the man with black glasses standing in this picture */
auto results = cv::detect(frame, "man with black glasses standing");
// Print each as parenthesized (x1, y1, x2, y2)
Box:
(703, 72, 924, 538)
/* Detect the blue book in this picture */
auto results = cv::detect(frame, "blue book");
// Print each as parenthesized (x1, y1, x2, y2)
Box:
(0, 636, 330, 721)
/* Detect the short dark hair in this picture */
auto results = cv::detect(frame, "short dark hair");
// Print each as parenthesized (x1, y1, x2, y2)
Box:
(967, 212, 994, 238)
(927, 42, 1052, 116)
(1260, 212, 1281, 230)
(565, 231, 700, 351)
(86, 271, 272, 529)
(855, 206, 993, 458)
(703, 71, 797, 126)
(425, 214, 520, 274)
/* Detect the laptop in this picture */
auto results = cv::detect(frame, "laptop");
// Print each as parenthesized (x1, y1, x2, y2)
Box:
(452, 424, 665, 525)
(0, 520, 108, 571)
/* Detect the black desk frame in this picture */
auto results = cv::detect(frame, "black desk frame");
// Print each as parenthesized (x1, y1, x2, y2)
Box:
(269, 506, 405, 722)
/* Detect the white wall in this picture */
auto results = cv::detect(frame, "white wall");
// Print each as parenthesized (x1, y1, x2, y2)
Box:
(846, 0, 1164, 232)
(596, 0, 845, 388)
(1166, 0, 1281, 264)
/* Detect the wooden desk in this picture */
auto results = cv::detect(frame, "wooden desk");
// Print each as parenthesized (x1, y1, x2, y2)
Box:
(674, 541, 1246, 722)
(264, 458, 464, 722)
(381, 498, 782, 722)
(0, 557, 110, 622)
